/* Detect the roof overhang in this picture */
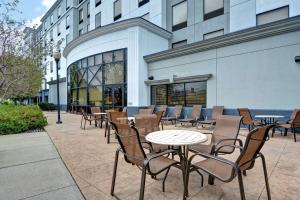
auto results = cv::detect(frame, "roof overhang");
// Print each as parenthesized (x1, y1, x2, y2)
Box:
(145, 74, 212, 85)
(63, 18, 172, 58)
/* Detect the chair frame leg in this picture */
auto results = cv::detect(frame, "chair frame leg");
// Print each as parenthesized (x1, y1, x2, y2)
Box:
(139, 166, 147, 200)
(194, 168, 204, 187)
(237, 169, 246, 200)
(260, 153, 271, 200)
(111, 149, 120, 196)
(162, 167, 170, 192)
(292, 126, 297, 142)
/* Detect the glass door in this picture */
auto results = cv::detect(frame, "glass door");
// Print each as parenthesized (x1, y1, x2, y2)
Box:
(103, 84, 126, 111)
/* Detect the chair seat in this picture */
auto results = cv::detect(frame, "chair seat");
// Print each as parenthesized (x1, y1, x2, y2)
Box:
(193, 158, 234, 181)
(179, 118, 196, 123)
(147, 154, 178, 174)
(277, 123, 292, 129)
(198, 119, 216, 125)
(189, 143, 212, 154)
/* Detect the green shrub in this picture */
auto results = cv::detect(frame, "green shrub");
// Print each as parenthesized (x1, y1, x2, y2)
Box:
(0, 105, 48, 135)
(38, 102, 56, 111)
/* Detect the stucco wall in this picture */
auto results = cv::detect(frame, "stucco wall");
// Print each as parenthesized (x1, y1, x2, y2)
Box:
(148, 30, 300, 110)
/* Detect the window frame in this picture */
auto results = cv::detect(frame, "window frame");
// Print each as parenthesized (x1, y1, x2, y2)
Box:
(172, 0, 188, 32)
(256, 5, 289, 26)
(87, 2, 90, 18)
(138, 0, 149, 7)
(66, 15, 70, 29)
(95, 0, 101, 7)
(203, 29, 224, 40)
(57, 5, 61, 18)
(66, 0, 70, 10)
(172, 40, 187, 48)
(50, 14, 54, 25)
(203, 0, 224, 21)
(114, 0, 122, 21)
(57, 22, 61, 36)
(95, 12, 102, 28)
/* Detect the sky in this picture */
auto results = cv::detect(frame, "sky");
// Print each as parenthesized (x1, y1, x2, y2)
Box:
(12, 0, 56, 27)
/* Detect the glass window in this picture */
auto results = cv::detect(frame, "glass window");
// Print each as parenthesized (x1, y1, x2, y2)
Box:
(114, 50, 124, 62)
(78, 88, 87, 105)
(57, 22, 61, 35)
(79, 29, 83, 36)
(87, 24, 90, 31)
(172, 1, 187, 31)
(57, 5, 61, 18)
(50, 15, 53, 25)
(204, 0, 224, 20)
(203, 29, 224, 40)
(79, 8, 83, 23)
(185, 82, 206, 106)
(114, 0, 122, 21)
(151, 85, 167, 105)
(89, 67, 102, 85)
(88, 56, 94, 66)
(50, 29, 53, 41)
(103, 52, 113, 63)
(139, 0, 149, 7)
(172, 40, 187, 48)
(257, 6, 289, 26)
(104, 63, 124, 84)
(95, 54, 102, 65)
(66, 34, 70, 44)
(167, 84, 185, 105)
(95, 12, 101, 28)
(95, 0, 101, 7)
(87, 3, 90, 17)
(50, 61, 53, 72)
(89, 85, 102, 106)
(82, 58, 87, 68)
(66, 15, 70, 29)
(66, 0, 70, 10)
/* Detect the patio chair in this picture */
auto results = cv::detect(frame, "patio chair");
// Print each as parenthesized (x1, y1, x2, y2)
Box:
(148, 105, 156, 113)
(161, 105, 183, 127)
(159, 105, 168, 116)
(238, 108, 263, 131)
(189, 115, 243, 155)
(80, 108, 94, 130)
(186, 125, 274, 200)
(90, 106, 105, 127)
(274, 110, 300, 142)
(197, 106, 224, 129)
(105, 110, 127, 144)
(110, 122, 181, 200)
(155, 111, 165, 130)
(179, 105, 202, 127)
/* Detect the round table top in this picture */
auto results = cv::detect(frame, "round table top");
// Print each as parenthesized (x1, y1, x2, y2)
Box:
(146, 130, 207, 146)
(255, 115, 285, 118)
(93, 112, 107, 115)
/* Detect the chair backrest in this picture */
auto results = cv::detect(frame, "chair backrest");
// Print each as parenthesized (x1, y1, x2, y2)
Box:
(106, 109, 116, 121)
(80, 108, 89, 120)
(211, 106, 224, 120)
(135, 114, 159, 137)
(138, 109, 153, 115)
(191, 105, 202, 120)
(238, 108, 254, 125)
(236, 125, 274, 171)
(122, 107, 127, 113)
(292, 111, 300, 127)
(213, 115, 243, 142)
(109, 111, 128, 123)
(155, 111, 164, 126)
(171, 105, 183, 117)
(148, 105, 156, 113)
(290, 109, 300, 120)
(159, 105, 168, 116)
(90, 107, 101, 114)
(111, 122, 146, 166)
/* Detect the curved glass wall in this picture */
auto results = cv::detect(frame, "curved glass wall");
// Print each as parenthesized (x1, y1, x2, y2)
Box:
(67, 49, 127, 112)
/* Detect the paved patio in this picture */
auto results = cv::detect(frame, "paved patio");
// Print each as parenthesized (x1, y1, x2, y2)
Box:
(44, 112, 300, 200)
(0, 131, 84, 200)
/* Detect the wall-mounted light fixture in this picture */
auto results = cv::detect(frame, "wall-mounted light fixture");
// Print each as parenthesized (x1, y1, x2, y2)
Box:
(148, 76, 154, 80)
(295, 56, 300, 63)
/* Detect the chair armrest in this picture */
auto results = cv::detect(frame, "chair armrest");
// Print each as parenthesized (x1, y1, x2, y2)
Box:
(141, 142, 153, 152)
(146, 149, 178, 162)
(189, 151, 237, 169)
(214, 144, 243, 154)
(214, 138, 243, 148)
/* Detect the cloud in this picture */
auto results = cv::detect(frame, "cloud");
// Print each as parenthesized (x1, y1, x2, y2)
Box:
(42, 0, 56, 9)
(26, 15, 42, 28)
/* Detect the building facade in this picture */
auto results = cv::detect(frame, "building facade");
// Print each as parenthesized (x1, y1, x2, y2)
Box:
(28, 0, 300, 116)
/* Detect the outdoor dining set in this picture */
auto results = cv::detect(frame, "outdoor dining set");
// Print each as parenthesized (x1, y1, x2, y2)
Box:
(79, 105, 300, 200)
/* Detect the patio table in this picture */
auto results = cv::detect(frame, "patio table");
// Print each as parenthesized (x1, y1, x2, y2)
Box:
(146, 130, 207, 199)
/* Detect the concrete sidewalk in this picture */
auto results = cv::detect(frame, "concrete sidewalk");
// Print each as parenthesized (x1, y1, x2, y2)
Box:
(0, 132, 85, 200)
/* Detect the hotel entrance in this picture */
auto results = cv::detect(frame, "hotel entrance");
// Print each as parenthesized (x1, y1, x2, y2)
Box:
(104, 84, 127, 110)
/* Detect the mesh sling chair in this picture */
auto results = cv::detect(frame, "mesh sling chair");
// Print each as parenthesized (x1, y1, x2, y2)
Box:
(238, 108, 263, 131)
(90, 106, 104, 128)
(105, 111, 127, 144)
(80, 108, 94, 130)
(148, 105, 156, 113)
(161, 105, 183, 127)
(155, 111, 165, 129)
(198, 106, 224, 129)
(179, 105, 202, 127)
(135, 114, 169, 153)
(275, 110, 300, 142)
(138, 109, 153, 115)
(110, 122, 181, 200)
(186, 125, 274, 200)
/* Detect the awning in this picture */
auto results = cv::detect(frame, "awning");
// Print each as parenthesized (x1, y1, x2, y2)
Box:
(144, 74, 212, 85)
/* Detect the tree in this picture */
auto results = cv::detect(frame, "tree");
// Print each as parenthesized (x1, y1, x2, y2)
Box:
(0, 0, 44, 101)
